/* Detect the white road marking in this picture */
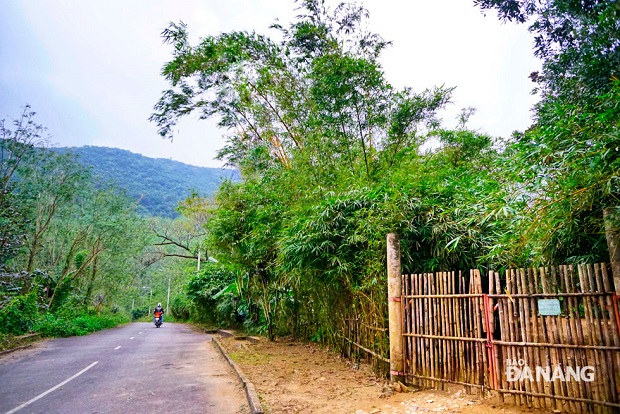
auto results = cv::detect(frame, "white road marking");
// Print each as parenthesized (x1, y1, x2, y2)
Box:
(114, 346, 121, 350)
(130, 337, 134, 340)
(139, 332, 143, 334)
(3, 361, 99, 414)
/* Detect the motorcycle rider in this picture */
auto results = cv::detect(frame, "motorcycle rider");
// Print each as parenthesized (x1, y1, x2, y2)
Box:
(153, 303, 165, 325)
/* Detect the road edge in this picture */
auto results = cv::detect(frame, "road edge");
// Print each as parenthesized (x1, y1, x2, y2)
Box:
(0, 333, 42, 357)
(212, 336, 264, 414)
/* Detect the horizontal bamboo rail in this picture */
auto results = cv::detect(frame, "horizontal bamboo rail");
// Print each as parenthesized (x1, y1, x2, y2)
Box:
(344, 337, 390, 363)
(361, 322, 388, 332)
(405, 374, 486, 389)
(492, 340, 620, 351)
(497, 389, 620, 409)
(402, 292, 610, 299)
(402, 333, 487, 343)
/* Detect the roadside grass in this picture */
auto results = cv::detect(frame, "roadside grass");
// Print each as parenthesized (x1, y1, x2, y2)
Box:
(0, 333, 20, 352)
(34, 313, 129, 338)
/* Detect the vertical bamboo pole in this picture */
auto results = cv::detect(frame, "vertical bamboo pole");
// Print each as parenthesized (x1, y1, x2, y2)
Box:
(541, 267, 562, 411)
(588, 264, 610, 407)
(454, 271, 464, 385)
(521, 268, 540, 408)
(412, 273, 419, 386)
(578, 264, 602, 409)
(534, 267, 553, 410)
(493, 271, 506, 402)
(593, 264, 615, 407)
(415, 273, 421, 387)
(565, 265, 591, 409)
(426, 273, 438, 388)
(406, 273, 413, 382)
(439, 272, 447, 388)
(426, 273, 433, 388)
(472, 270, 485, 390)
(550, 266, 572, 411)
(387, 233, 404, 383)
(601, 264, 620, 405)
(604, 208, 620, 293)
(506, 269, 522, 406)
(515, 269, 533, 408)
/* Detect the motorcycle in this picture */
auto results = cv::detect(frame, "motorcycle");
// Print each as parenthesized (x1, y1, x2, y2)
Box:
(154, 311, 163, 328)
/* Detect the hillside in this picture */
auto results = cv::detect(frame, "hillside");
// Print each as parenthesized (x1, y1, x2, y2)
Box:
(52, 146, 237, 217)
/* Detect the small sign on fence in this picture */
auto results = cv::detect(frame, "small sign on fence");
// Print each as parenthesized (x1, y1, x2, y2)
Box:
(537, 298, 561, 316)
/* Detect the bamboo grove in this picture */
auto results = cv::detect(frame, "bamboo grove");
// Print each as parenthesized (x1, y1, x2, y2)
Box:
(151, 0, 620, 342)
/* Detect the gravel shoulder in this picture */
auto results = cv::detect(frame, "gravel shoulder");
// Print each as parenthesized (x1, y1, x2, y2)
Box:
(218, 336, 541, 414)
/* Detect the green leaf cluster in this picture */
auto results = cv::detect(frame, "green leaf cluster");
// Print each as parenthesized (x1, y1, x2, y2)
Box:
(152, 1, 619, 346)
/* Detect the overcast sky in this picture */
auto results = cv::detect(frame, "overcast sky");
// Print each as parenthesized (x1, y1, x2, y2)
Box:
(1, 1, 540, 168)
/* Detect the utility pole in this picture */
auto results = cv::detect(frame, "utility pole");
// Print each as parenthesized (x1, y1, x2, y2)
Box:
(166, 278, 171, 313)
(143, 286, 152, 315)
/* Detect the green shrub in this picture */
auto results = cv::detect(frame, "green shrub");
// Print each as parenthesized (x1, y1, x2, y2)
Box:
(0, 332, 19, 352)
(34, 312, 129, 338)
(170, 294, 190, 321)
(131, 306, 149, 321)
(0, 292, 39, 335)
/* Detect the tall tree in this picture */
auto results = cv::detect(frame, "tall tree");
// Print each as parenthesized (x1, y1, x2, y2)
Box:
(0, 106, 49, 264)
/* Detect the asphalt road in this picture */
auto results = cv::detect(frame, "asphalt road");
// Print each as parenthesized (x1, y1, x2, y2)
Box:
(0, 322, 249, 414)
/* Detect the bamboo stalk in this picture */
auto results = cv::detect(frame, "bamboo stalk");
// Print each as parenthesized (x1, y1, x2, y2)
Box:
(463, 271, 473, 393)
(436, 273, 443, 389)
(578, 264, 602, 410)
(408, 274, 414, 383)
(597, 265, 618, 414)
(558, 266, 583, 412)
(424, 273, 431, 388)
(430, 272, 438, 389)
(454, 273, 462, 385)
(592, 264, 613, 409)
(585, 265, 607, 413)
(443, 272, 453, 384)
(565, 265, 588, 413)
(344, 337, 390, 363)
(406, 274, 411, 377)
(515, 269, 533, 408)
(600, 264, 620, 406)
(533, 268, 553, 410)
(470, 270, 482, 391)
(554, 266, 576, 412)
(413, 273, 420, 387)
(439, 272, 447, 388)
(505, 269, 519, 405)
(525, 268, 543, 408)
(494, 270, 506, 403)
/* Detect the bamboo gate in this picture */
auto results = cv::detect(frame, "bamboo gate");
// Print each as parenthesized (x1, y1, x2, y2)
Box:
(401, 265, 620, 413)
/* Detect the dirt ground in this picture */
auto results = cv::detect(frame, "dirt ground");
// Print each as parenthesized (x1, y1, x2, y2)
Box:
(218, 336, 546, 414)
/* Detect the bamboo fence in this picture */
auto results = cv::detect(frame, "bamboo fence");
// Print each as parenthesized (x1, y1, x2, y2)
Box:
(401, 264, 620, 413)
(342, 291, 390, 376)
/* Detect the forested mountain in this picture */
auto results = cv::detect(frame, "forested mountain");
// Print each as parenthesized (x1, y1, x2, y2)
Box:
(51, 146, 237, 217)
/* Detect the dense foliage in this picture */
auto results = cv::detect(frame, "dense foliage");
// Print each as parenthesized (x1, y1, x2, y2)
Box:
(0, 108, 178, 341)
(151, 0, 513, 342)
(149, 0, 620, 347)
